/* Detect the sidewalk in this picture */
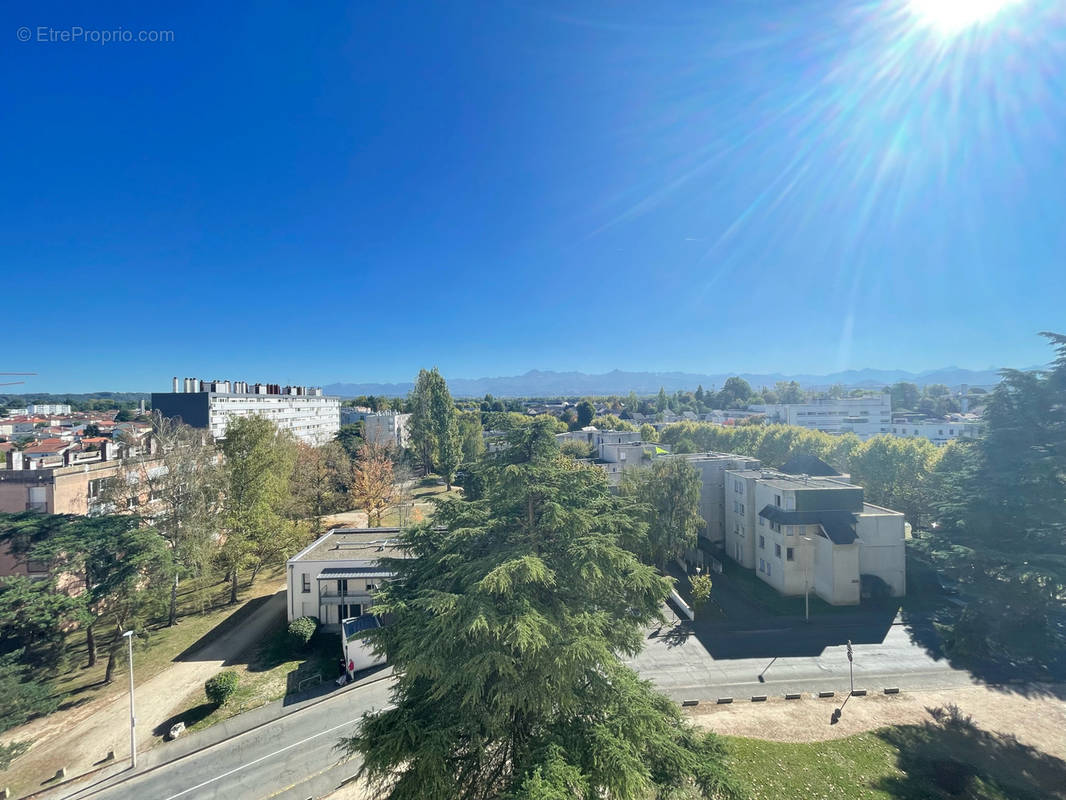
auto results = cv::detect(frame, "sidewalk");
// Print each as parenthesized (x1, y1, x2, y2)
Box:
(40, 666, 393, 800)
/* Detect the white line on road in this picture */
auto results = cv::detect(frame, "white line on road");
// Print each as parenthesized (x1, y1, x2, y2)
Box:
(162, 718, 358, 800)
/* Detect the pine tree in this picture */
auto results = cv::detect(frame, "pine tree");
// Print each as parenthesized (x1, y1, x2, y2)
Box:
(339, 420, 737, 799)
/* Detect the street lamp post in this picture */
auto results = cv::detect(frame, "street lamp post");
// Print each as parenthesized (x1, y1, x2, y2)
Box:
(123, 630, 137, 769)
(800, 535, 814, 623)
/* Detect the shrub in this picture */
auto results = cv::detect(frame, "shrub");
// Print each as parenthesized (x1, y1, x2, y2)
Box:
(287, 616, 319, 651)
(205, 670, 240, 706)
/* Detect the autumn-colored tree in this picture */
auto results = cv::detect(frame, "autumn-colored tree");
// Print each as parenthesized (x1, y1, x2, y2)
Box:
(349, 444, 398, 526)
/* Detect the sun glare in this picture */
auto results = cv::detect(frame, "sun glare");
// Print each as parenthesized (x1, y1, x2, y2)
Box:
(908, 0, 1020, 32)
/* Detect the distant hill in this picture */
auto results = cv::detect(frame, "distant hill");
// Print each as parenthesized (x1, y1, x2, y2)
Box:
(323, 366, 1013, 399)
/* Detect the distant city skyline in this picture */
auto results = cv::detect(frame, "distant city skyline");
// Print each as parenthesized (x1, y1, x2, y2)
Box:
(4, 1, 1063, 394)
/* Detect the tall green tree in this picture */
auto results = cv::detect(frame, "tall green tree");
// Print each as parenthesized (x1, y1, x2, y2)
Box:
(928, 333, 1066, 663)
(409, 368, 462, 488)
(409, 368, 440, 474)
(220, 416, 298, 603)
(339, 421, 736, 800)
(335, 422, 364, 461)
(432, 376, 462, 490)
(457, 411, 486, 463)
(290, 440, 351, 537)
(850, 435, 941, 528)
(620, 457, 704, 568)
(888, 381, 920, 411)
(104, 412, 224, 626)
(3, 514, 169, 678)
(576, 400, 596, 428)
(0, 575, 81, 670)
(656, 386, 669, 413)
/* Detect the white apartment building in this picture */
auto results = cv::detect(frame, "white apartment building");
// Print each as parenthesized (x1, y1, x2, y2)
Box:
(341, 408, 411, 449)
(555, 428, 669, 484)
(26, 403, 72, 415)
(749, 395, 892, 440)
(888, 419, 983, 445)
(152, 377, 340, 445)
(673, 453, 761, 562)
(286, 527, 408, 628)
(723, 470, 906, 605)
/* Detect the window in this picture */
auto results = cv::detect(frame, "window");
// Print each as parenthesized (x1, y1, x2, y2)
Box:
(787, 548, 794, 561)
(759, 515, 765, 526)
(759, 535, 765, 549)
(774, 494, 781, 507)
(337, 578, 349, 595)
(775, 543, 781, 558)
(301, 574, 311, 593)
(767, 562, 772, 577)
(759, 559, 765, 573)
(366, 583, 376, 591)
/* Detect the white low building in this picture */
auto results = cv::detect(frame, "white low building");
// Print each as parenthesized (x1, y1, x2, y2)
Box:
(286, 527, 407, 628)
(341, 409, 411, 449)
(887, 419, 983, 445)
(749, 395, 892, 440)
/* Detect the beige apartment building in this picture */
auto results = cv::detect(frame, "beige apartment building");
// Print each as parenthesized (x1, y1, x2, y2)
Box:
(723, 469, 906, 605)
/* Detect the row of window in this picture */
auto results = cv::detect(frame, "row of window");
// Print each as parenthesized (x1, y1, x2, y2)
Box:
(299, 575, 377, 594)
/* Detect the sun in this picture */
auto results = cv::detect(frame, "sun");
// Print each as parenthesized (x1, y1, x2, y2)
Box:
(908, 0, 1020, 32)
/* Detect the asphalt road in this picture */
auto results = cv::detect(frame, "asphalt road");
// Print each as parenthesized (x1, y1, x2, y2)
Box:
(625, 615, 978, 700)
(62, 609, 976, 800)
(72, 680, 391, 800)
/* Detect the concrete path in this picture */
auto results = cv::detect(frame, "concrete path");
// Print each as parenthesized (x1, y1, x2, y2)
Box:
(12, 587, 287, 799)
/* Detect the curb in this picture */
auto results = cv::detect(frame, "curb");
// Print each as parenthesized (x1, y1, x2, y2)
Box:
(817, 691, 835, 698)
(681, 700, 699, 707)
(751, 695, 767, 702)
(716, 697, 733, 704)
(884, 687, 900, 694)
(43, 672, 393, 800)
(785, 693, 801, 700)
(852, 689, 868, 697)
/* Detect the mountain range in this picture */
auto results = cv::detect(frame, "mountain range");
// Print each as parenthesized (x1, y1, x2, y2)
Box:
(323, 366, 1014, 399)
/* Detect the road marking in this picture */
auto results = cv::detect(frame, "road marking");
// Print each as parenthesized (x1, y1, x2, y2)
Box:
(162, 719, 357, 800)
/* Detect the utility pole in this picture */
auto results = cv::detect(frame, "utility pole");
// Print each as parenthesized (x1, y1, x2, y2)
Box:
(123, 630, 137, 769)
(846, 639, 854, 696)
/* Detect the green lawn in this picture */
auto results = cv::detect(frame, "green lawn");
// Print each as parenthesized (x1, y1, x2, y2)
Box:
(725, 710, 1065, 800)
(163, 621, 343, 736)
(50, 566, 287, 708)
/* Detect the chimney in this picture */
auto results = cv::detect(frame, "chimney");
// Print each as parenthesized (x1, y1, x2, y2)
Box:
(64, 449, 75, 466)
(172, 376, 180, 393)
(100, 440, 112, 461)
(6, 450, 22, 470)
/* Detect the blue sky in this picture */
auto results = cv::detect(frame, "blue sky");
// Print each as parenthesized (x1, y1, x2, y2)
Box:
(4, 0, 1064, 393)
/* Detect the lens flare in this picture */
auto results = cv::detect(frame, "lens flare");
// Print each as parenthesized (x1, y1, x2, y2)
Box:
(908, 0, 1020, 32)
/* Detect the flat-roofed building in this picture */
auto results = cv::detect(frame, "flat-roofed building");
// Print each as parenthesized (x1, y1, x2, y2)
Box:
(153, 377, 340, 445)
(749, 395, 892, 440)
(723, 469, 906, 605)
(286, 527, 411, 629)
